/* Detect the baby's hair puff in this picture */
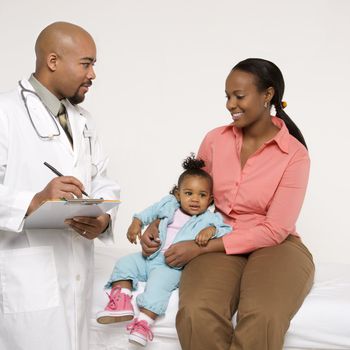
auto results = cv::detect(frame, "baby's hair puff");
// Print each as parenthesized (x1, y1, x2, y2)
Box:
(170, 153, 213, 195)
(182, 153, 205, 171)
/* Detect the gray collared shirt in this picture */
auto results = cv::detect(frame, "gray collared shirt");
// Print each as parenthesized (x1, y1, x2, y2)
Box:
(28, 74, 73, 144)
(28, 74, 61, 116)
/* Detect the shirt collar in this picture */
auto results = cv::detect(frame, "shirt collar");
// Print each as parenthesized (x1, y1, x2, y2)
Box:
(220, 116, 290, 154)
(28, 74, 62, 116)
(269, 116, 289, 153)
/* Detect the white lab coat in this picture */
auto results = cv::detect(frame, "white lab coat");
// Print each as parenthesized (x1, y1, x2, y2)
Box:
(0, 79, 120, 350)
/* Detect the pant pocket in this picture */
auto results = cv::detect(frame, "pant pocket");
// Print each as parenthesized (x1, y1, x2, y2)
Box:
(0, 246, 60, 313)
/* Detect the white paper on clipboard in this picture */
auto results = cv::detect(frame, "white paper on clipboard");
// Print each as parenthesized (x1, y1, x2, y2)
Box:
(24, 199, 120, 229)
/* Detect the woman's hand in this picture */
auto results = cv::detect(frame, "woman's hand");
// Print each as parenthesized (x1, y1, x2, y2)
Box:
(164, 240, 202, 268)
(140, 219, 161, 257)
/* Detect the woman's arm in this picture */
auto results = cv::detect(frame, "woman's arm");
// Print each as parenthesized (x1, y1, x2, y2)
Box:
(164, 237, 225, 268)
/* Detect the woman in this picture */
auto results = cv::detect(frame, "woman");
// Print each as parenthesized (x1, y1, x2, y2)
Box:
(141, 58, 314, 350)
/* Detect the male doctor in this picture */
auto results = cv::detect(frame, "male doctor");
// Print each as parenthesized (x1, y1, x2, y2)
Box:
(0, 22, 120, 349)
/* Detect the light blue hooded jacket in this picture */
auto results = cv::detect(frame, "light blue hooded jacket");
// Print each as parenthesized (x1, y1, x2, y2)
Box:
(134, 194, 232, 260)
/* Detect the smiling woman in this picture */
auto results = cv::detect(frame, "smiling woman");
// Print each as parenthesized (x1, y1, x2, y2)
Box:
(227, 58, 307, 147)
(224, 59, 307, 170)
(141, 58, 315, 350)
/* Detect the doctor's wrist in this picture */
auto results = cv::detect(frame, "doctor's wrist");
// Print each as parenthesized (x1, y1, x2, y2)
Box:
(100, 214, 111, 234)
(26, 192, 44, 216)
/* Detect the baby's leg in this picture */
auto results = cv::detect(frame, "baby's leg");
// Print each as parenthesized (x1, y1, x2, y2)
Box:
(127, 311, 157, 347)
(111, 279, 132, 290)
(128, 259, 181, 346)
(136, 263, 181, 316)
(97, 253, 147, 324)
(105, 252, 148, 290)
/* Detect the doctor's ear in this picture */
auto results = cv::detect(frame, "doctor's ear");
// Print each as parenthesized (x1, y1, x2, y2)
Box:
(47, 53, 58, 72)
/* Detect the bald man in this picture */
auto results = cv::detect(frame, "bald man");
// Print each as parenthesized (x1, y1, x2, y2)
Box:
(0, 22, 120, 350)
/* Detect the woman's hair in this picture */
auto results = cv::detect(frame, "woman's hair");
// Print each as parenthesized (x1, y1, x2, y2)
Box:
(232, 58, 307, 149)
(170, 154, 213, 195)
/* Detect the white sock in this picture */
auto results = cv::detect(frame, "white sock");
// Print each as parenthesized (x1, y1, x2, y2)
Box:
(138, 312, 155, 326)
(121, 287, 132, 296)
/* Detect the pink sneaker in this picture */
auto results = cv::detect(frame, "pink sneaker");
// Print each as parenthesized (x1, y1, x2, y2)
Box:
(96, 285, 134, 324)
(127, 318, 154, 347)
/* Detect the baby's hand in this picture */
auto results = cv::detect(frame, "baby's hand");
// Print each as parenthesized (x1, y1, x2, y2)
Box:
(195, 226, 216, 247)
(127, 218, 142, 244)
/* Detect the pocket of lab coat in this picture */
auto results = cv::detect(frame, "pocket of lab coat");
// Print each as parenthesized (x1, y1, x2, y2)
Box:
(0, 246, 60, 313)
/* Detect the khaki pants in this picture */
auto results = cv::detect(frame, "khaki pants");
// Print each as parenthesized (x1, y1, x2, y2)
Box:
(176, 236, 315, 350)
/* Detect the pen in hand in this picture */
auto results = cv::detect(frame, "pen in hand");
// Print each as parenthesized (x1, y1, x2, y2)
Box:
(43, 161, 90, 197)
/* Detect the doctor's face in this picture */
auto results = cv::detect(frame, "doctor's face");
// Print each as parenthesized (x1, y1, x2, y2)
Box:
(55, 34, 96, 104)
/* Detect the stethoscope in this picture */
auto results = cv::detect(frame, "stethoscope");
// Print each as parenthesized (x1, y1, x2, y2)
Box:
(19, 80, 61, 140)
(19, 81, 98, 177)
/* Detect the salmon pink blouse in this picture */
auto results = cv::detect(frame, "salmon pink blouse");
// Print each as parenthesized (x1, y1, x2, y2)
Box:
(198, 116, 310, 254)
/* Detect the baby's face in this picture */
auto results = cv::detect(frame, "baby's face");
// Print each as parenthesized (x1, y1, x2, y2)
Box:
(175, 176, 213, 216)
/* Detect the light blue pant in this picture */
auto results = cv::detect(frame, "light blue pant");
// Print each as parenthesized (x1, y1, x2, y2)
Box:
(105, 252, 182, 316)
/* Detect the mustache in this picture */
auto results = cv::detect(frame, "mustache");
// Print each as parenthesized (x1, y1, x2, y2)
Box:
(81, 81, 92, 87)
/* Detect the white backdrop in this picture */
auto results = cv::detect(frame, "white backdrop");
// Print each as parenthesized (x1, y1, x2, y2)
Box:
(1, 0, 349, 264)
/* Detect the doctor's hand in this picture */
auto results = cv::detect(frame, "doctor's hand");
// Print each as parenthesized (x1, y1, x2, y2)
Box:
(140, 219, 161, 257)
(65, 214, 110, 240)
(27, 176, 86, 215)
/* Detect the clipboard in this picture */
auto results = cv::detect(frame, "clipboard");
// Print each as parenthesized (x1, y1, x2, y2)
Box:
(24, 199, 120, 229)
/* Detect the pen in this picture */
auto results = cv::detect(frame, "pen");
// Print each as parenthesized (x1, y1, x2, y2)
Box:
(43, 161, 90, 197)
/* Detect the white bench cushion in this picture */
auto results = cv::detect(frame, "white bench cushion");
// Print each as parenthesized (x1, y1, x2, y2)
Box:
(90, 246, 350, 350)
